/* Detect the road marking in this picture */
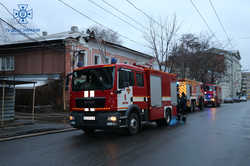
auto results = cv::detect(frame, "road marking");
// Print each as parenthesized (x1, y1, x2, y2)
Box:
(0, 128, 77, 142)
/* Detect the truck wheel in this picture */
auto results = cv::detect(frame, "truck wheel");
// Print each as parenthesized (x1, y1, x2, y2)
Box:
(164, 110, 172, 126)
(127, 112, 140, 135)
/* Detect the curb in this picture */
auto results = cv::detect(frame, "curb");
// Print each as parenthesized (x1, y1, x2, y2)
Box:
(0, 122, 34, 129)
(0, 128, 77, 142)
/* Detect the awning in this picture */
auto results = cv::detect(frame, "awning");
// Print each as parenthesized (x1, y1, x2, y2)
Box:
(0, 79, 35, 85)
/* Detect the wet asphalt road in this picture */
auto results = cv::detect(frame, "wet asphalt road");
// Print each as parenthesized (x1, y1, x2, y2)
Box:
(1, 102, 250, 166)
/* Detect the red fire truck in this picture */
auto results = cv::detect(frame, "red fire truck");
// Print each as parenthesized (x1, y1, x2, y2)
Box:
(68, 63, 183, 135)
(203, 83, 222, 107)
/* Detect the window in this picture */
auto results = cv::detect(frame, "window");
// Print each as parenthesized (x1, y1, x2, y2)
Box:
(0, 56, 14, 71)
(104, 57, 110, 64)
(72, 67, 114, 91)
(136, 72, 144, 87)
(124, 61, 128, 64)
(118, 69, 134, 89)
(77, 54, 85, 67)
(94, 55, 100, 65)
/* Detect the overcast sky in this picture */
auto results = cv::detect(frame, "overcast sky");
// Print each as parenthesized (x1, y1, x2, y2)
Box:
(1, 0, 249, 70)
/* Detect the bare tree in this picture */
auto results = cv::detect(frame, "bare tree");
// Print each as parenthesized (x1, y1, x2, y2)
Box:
(88, 25, 122, 44)
(144, 15, 180, 72)
(86, 26, 122, 64)
(170, 33, 226, 83)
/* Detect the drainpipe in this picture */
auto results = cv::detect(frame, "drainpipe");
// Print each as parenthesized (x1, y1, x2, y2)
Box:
(32, 83, 36, 123)
(1, 82, 5, 127)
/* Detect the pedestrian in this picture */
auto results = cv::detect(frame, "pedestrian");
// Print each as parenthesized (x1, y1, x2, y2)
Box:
(180, 92, 187, 114)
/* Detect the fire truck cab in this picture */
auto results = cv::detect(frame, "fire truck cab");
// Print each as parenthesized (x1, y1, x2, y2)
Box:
(68, 63, 179, 135)
(203, 84, 222, 107)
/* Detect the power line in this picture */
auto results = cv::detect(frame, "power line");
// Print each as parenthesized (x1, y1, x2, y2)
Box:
(0, 17, 67, 52)
(87, 0, 143, 33)
(0, 3, 66, 51)
(0, 18, 10, 42)
(125, 0, 162, 27)
(208, 0, 234, 48)
(0, 2, 45, 40)
(56, 0, 148, 48)
(0, 17, 39, 42)
(189, 0, 216, 38)
(189, 0, 232, 49)
(101, 0, 147, 30)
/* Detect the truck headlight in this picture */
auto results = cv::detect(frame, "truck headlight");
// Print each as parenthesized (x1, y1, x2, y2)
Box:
(69, 115, 75, 121)
(108, 116, 117, 122)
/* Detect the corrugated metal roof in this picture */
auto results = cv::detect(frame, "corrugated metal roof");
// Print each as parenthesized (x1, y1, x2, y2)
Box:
(0, 30, 153, 59)
(1, 30, 84, 45)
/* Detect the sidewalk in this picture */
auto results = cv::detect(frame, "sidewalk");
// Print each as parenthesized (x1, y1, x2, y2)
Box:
(15, 111, 69, 123)
(0, 111, 73, 140)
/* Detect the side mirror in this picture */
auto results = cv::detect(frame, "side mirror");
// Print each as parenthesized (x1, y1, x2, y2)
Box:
(65, 73, 73, 91)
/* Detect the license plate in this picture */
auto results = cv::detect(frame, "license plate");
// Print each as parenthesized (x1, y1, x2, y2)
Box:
(83, 116, 95, 120)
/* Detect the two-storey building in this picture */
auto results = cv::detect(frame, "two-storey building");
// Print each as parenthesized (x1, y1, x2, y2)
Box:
(0, 26, 153, 111)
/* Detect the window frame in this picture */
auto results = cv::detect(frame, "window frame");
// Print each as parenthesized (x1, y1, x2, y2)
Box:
(104, 56, 110, 64)
(0, 56, 14, 71)
(118, 68, 134, 89)
(77, 53, 86, 67)
(94, 54, 100, 65)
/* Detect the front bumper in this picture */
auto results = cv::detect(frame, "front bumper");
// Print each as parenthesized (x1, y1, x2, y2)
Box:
(204, 99, 215, 105)
(69, 111, 127, 129)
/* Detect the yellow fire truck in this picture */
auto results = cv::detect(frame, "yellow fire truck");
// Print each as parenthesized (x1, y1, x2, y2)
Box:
(177, 79, 204, 112)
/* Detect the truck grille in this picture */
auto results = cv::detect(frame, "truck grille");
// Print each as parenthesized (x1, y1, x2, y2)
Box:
(75, 97, 106, 108)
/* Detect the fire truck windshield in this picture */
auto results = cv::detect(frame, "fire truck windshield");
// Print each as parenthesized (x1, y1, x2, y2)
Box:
(72, 67, 114, 91)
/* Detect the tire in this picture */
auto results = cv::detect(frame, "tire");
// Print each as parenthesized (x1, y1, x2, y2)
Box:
(127, 112, 140, 135)
(163, 110, 172, 126)
(82, 128, 95, 135)
(156, 110, 172, 127)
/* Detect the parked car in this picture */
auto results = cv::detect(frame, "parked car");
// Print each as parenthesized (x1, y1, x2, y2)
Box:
(233, 97, 241, 103)
(224, 97, 233, 103)
(240, 96, 247, 102)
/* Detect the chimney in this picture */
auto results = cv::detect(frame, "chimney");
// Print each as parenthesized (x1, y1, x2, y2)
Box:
(71, 26, 79, 33)
(42, 31, 48, 36)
